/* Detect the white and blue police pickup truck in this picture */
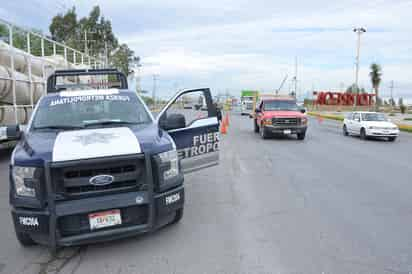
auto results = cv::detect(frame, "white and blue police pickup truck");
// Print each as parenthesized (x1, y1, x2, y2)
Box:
(4, 69, 220, 250)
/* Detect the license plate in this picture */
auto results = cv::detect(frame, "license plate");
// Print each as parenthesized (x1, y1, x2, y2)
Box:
(89, 209, 122, 230)
(283, 129, 292, 134)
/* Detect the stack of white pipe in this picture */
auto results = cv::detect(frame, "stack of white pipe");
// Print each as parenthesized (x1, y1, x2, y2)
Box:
(0, 41, 84, 124)
(0, 65, 44, 105)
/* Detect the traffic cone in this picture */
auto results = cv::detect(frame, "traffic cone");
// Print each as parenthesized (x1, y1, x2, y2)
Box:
(225, 113, 230, 127)
(220, 120, 227, 134)
(317, 114, 324, 123)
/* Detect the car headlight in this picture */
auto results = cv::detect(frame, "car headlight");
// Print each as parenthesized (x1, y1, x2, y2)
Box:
(158, 149, 179, 181)
(301, 117, 308, 124)
(262, 118, 272, 125)
(12, 166, 36, 197)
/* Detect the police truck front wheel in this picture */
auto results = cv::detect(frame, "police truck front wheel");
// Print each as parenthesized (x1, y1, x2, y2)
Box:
(14, 227, 36, 246)
(171, 208, 184, 224)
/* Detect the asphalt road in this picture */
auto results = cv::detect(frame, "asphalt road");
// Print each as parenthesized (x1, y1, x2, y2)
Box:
(1, 114, 412, 274)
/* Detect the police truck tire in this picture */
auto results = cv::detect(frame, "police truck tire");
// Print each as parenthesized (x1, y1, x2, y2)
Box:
(171, 208, 184, 224)
(254, 119, 259, 133)
(15, 229, 36, 246)
(297, 132, 306, 140)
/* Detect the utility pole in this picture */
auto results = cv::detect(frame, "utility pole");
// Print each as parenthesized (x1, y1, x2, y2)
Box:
(152, 74, 159, 108)
(353, 27, 366, 109)
(389, 80, 394, 110)
(84, 31, 88, 55)
(135, 58, 142, 93)
(291, 56, 298, 98)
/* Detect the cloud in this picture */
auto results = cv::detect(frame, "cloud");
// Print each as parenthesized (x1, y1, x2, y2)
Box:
(2, 0, 412, 99)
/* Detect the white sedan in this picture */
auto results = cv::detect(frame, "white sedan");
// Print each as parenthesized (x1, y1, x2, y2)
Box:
(343, 112, 399, 141)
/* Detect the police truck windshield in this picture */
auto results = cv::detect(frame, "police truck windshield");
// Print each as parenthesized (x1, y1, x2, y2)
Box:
(264, 100, 299, 111)
(32, 92, 152, 130)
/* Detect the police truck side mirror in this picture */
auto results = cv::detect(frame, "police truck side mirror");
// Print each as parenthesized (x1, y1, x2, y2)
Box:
(6, 125, 22, 141)
(300, 108, 306, 114)
(255, 108, 261, 113)
(160, 114, 186, 131)
(217, 109, 222, 122)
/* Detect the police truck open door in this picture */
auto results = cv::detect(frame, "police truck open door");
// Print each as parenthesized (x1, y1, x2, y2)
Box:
(157, 88, 220, 173)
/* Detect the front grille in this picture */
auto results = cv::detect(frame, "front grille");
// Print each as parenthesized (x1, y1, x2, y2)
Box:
(65, 165, 136, 179)
(272, 117, 299, 125)
(58, 205, 149, 237)
(52, 158, 145, 196)
(65, 180, 138, 194)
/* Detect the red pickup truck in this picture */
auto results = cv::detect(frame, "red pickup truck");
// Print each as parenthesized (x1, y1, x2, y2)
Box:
(253, 97, 308, 140)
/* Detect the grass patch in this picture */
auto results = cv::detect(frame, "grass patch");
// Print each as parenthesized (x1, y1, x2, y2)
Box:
(388, 113, 396, 116)
(399, 124, 412, 133)
(404, 118, 412, 121)
(307, 112, 344, 121)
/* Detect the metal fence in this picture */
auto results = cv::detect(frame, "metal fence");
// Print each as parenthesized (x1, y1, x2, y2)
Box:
(0, 17, 105, 125)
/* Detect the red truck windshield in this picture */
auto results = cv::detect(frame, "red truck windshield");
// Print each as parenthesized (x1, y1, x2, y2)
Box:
(264, 100, 298, 111)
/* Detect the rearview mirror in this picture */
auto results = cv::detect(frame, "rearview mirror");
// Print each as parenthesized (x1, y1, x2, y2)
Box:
(6, 125, 22, 141)
(159, 114, 186, 131)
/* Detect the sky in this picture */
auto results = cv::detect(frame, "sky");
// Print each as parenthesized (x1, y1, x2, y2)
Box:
(0, 0, 411, 101)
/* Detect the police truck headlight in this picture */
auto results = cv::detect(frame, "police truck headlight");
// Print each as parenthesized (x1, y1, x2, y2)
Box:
(158, 149, 179, 180)
(152, 149, 182, 192)
(12, 166, 36, 197)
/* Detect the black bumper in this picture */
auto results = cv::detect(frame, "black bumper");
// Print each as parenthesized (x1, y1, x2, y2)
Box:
(12, 187, 184, 247)
(263, 125, 307, 134)
(11, 153, 185, 248)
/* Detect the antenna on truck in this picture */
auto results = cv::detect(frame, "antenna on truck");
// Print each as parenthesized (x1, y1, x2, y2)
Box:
(276, 74, 288, 95)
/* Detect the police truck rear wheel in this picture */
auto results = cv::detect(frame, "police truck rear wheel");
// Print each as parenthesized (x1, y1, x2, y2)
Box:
(15, 229, 36, 246)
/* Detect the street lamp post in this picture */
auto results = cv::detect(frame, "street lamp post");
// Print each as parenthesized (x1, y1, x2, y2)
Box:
(353, 27, 366, 109)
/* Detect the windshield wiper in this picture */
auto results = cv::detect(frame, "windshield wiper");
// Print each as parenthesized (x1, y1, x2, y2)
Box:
(83, 120, 142, 127)
(34, 125, 84, 130)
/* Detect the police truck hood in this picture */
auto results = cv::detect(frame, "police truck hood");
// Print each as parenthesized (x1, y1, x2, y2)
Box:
(14, 124, 172, 165)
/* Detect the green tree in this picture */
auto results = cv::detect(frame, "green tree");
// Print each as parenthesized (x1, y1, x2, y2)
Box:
(369, 63, 382, 111)
(346, 84, 366, 94)
(110, 44, 135, 75)
(398, 97, 403, 107)
(49, 7, 78, 45)
(49, 5, 133, 73)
